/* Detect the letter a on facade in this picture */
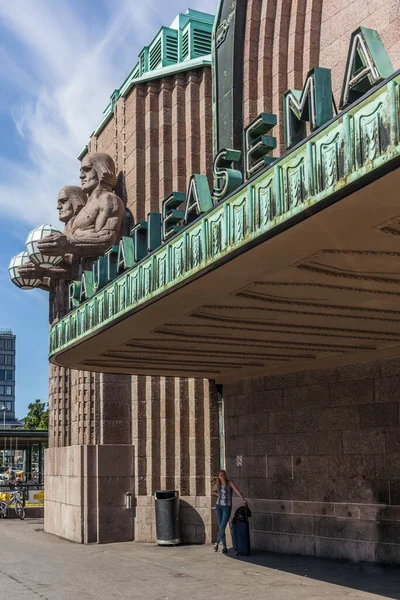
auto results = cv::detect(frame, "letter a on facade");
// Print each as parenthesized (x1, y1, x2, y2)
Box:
(340, 27, 394, 110)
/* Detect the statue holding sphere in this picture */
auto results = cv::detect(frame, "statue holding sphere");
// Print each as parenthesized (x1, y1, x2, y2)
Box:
(9, 153, 125, 298)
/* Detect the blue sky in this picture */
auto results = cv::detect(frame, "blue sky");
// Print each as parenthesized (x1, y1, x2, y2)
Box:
(0, 0, 217, 420)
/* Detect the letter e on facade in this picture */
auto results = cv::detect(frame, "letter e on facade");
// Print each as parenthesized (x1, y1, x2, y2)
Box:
(162, 192, 186, 240)
(244, 113, 277, 179)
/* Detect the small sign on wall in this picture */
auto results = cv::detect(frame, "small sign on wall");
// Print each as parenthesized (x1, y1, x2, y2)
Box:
(236, 455, 243, 467)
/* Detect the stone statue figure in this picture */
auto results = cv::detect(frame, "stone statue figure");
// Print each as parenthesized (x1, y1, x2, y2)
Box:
(59, 185, 88, 235)
(18, 185, 88, 321)
(18, 185, 87, 282)
(37, 153, 125, 258)
(18, 153, 125, 321)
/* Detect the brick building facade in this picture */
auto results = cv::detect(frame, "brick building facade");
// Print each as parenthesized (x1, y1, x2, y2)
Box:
(44, 1, 400, 563)
(46, 11, 219, 544)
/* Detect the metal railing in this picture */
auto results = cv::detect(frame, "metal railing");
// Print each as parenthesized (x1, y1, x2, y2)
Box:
(0, 330, 13, 336)
(0, 482, 44, 507)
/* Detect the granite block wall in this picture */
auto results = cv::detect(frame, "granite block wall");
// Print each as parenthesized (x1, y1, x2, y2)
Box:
(224, 358, 400, 564)
(45, 444, 134, 544)
(46, 374, 220, 544)
(133, 376, 220, 544)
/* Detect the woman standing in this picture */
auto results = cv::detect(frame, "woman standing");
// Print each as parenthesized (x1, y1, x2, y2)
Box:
(212, 469, 247, 553)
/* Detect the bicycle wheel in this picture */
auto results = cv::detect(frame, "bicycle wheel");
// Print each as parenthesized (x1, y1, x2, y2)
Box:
(14, 501, 25, 520)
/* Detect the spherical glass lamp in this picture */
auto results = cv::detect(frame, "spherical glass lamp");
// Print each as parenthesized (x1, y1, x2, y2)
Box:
(26, 224, 63, 267)
(8, 251, 42, 290)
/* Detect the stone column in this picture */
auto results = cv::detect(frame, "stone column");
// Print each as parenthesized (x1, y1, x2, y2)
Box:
(145, 82, 160, 215)
(134, 377, 220, 544)
(45, 373, 134, 544)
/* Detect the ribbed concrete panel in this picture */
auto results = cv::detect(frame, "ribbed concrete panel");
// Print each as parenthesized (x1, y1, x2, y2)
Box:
(171, 75, 187, 193)
(185, 72, 201, 184)
(257, 0, 277, 116)
(144, 83, 160, 215)
(125, 86, 146, 221)
(132, 375, 147, 496)
(158, 81, 173, 200)
(199, 69, 213, 185)
(160, 377, 175, 491)
(49, 364, 71, 448)
(145, 376, 161, 495)
(287, 0, 307, 90)
(243, 0, 263, 126)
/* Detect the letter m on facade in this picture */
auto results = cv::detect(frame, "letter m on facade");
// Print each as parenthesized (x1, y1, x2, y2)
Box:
(283, 67, 333, 149)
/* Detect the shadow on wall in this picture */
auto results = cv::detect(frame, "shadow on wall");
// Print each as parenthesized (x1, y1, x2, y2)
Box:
(226, 551, 400, 599)
(116, 171, 127, 203)
(116, 171, 134, 234)
(180, 501, 206, 545)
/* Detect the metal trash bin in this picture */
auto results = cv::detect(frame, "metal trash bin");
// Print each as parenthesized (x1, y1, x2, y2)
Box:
(154, 490, 180, 545)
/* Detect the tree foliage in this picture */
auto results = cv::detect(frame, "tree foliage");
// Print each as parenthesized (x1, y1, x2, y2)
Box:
(24, 399, 48, 430)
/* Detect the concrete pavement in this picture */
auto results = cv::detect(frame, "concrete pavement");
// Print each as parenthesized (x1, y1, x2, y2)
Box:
(0, 519, 399, 600)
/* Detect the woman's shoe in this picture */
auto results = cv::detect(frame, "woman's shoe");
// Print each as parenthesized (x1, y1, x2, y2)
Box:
(213, 543, 219, 552)
(221, 546, 228, 554)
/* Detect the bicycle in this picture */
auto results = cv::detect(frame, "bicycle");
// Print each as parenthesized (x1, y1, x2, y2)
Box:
(0, 488, 25, 520)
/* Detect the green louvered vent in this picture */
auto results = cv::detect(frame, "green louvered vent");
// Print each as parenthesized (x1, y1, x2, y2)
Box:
(182, 30, 189, 61)
(131, 64, 140, 80)
(140, 53, 145, 74)
(149, 38, 162, 70)
(166, 35, 178, 63)
(193, 28, 212, 56)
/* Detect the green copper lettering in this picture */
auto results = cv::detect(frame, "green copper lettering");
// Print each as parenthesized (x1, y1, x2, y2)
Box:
(117, 237, 135, 273)
(131, 222, 148, 262)
(244, 113, 277, 179)
(283, 67, 333, 149)
(92, 257, 108, 292)
(162, 192, 186, 240)
(80, 271, 94, 302)
(104, 245, 119, 281)
(147, 212, 162, 252)
(68, 281, 81, 310)
(184, 174, 213, 224)
(212, 148, 243, 202)
(340, 27, 394, 110)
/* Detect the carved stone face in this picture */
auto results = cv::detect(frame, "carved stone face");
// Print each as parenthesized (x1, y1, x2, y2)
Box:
(57, 190, 74, 223)
(80, 156, 99, 194)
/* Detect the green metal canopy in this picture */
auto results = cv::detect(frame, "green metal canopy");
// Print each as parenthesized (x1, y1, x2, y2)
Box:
(50, 72, 400, 382)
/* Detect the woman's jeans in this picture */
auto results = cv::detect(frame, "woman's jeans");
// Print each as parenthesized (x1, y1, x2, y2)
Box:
(216, 504, 232, 546)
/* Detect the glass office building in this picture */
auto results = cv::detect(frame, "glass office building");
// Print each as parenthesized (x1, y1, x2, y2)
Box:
(0, 330, 16, 424)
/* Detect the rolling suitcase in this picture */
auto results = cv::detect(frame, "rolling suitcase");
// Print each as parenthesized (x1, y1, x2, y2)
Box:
(231, 504, 251, 556)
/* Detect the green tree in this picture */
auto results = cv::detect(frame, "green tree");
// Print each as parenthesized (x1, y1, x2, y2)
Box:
(24, 399, 48, 430)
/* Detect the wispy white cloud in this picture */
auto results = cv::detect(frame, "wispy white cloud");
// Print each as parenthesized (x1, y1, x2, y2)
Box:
(0, 261, 47, 307)
(0, 0, 217, 227)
